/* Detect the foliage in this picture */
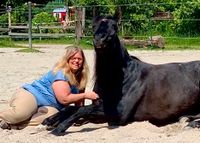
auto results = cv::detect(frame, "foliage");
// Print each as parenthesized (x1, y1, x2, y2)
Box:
(79, 0, 115, 18)
(0, 39, 15, 47)
(173, 0, 200, 36)
(0, 5, 27, 27)
(2, 0, 49, 8)
(44, 1, 65, 13)
(32, 12, 55, 25)
(0, 13, 8, 27)
(11, 5, 27, 24)
(32, 12, 57, 33)
(1, 0, 200, 42)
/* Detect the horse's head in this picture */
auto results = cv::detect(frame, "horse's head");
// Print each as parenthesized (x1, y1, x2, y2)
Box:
(93, 15, 119, 50)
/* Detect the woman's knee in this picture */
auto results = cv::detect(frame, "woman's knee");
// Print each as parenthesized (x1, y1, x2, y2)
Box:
(0, 111, 31, 124)
(38, 106, 59, 115)
(29, 106, 58, 125)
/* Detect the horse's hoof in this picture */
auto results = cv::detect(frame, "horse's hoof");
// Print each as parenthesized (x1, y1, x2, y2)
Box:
(41, 119, 49, 125)
(183, 125, 193, 130)
(179, 117, 189, 123)
(51, 128, 64, 136)
(46, 125, 56, 131)
(42, 119, 55, 126)
(35, 124, 47, 131)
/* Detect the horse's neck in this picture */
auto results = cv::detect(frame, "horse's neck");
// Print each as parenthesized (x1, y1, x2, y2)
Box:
(96, 41, 129, 67)
(95, 39, 131, 87)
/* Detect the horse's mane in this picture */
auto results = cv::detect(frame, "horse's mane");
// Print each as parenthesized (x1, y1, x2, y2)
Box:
(119, 40, 140, 61)
(93, 15, 141, 86)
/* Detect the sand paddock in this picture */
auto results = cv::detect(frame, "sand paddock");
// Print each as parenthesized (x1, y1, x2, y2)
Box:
(0, 45, 200, 143)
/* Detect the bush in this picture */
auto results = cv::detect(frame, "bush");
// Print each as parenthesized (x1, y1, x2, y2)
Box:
(32, 12, 57, 33)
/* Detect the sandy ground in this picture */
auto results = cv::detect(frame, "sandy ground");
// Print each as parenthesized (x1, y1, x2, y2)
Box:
(0, 45, 200, 143)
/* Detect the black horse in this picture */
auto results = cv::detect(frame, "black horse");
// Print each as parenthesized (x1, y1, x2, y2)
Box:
(42, 13, 200, 135)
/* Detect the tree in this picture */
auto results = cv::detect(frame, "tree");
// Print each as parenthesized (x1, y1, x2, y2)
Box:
(173, 0, 200, 36)
(0, 0, 51, 9)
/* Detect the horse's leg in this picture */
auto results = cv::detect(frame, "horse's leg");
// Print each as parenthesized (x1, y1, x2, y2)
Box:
(51, 103, 105, 136)
(117, 85, 145, 125)
(42, 106, 80, 129)
(181, 114, 200, 128)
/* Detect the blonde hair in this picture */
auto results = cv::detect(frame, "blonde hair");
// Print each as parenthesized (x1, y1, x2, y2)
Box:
(53, 45, 89, 91)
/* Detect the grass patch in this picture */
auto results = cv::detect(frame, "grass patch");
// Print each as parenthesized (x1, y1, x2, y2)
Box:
(15, 37, 76, 45)
(164, 37, 200, 50)
(125, 37, 200, 50)
(0, 39, 17, 48)
(13, 37, 94, 49)
(1, 36, 200, 50)
(0, 39, 27, 48)
(15, 48, 43, 53)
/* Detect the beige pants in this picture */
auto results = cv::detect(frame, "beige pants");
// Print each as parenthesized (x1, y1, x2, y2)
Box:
(0, 88, 58, 128)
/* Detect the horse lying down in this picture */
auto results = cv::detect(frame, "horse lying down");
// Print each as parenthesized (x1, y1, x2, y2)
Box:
(42, 14, 200, 135)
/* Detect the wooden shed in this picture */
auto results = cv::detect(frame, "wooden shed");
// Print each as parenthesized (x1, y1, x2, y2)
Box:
(53, 7, 67, 23)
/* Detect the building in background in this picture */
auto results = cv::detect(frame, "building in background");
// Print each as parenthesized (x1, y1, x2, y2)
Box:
(53, 6, 75, 24)
(53, 7, 67, 23)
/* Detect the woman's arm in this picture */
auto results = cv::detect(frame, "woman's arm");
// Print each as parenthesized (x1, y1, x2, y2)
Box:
(52, 80, 99, 105)
(75, 88, 85, 106)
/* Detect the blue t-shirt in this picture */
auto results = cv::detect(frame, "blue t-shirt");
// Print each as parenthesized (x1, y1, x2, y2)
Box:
(23, 70, 79, 110)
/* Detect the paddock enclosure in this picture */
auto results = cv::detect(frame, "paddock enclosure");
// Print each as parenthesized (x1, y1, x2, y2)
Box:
(0, 46, 200, 142)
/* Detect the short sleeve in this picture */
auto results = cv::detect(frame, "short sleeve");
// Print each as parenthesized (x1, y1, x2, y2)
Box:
(53, 70, 68, 82)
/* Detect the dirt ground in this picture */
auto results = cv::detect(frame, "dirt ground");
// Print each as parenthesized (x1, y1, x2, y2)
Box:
(0, 45, 200, 143)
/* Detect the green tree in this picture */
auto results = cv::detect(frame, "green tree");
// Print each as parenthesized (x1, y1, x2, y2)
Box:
(32, 11, 56, 33)
(32, 11, 55, 26)
(0, 13, 8, 27)
(173, 0, 200, 36)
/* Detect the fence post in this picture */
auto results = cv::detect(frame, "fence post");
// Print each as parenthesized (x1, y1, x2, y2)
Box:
(7, 6, 12, 33)
(148, 17, 153, 42)
(7, 6, 12, 40)
(82, 7, 85, 32)
(75, 6, 82, 45)
(28, 1, 32, 48)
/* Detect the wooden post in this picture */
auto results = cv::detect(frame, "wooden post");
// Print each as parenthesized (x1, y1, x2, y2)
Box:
(75, 6, 82, 45)
(28, 1, 32, 48)
(7, 6, 12, 37)
(82, 7, 85, 33)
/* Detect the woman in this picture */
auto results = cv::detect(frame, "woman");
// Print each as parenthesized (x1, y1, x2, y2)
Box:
(0, 45, 98, 129)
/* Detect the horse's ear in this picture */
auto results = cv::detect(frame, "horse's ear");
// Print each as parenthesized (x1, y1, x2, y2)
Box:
(113, 6, 122, 23)
(92, 15, 101, 27)
(92, 6, 101, 29)
(92, 6, 100, 20)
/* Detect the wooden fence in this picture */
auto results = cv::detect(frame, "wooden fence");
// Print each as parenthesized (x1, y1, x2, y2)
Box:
(8, 25, 75, 38)
(0, 2, 85, 44)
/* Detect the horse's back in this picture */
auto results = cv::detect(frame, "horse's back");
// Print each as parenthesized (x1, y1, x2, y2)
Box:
(125, 60, 200, 125)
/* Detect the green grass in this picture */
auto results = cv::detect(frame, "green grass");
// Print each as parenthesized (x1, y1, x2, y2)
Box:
(0, 39, 18, 48)
(124, 36, 200, 50)
(15, 48, 43, 53)
(0, 36, 200, 51)
(164, 37, 200, 50)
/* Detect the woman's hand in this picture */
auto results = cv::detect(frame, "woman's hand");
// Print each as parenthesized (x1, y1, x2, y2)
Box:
(84, 91, 99, 100)
(53, 80, 99, 105)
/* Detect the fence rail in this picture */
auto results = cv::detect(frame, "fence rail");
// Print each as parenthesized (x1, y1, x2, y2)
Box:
(0, 26, 76, 38)
(9, 25, 75, 29)
(7, 25, 75, 38)
(9, 33, 75, 38)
